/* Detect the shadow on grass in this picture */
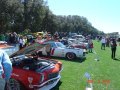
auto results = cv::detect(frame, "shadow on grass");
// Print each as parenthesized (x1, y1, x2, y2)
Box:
(51, 57, 86, 63)
(50, 81, 62, 90)
(113, 58, 120, 61)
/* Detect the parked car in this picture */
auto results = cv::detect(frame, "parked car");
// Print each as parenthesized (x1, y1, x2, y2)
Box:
(68, 38, 88, 50)
(42, 41, 86, 60)
(8, 42, 63, 90)
(71, 35, 85, 42)
(0, 41, 7, 44)
(69, 33, 77, 37)
(0, 41, 11, 49)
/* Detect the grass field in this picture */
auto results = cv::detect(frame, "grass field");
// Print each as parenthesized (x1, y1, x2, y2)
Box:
(52, 40, 120, 90)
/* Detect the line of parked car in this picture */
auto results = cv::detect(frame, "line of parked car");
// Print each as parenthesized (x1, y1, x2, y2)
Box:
(1, 34, 88, 90)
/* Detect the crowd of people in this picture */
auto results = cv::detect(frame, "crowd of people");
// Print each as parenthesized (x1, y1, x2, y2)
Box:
(96, 36, 119, 60)
(83, 35, 119, 60)
(0, 32, 119, 59)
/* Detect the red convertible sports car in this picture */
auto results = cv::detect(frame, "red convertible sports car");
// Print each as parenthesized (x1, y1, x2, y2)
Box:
(8, 43, 63, 90)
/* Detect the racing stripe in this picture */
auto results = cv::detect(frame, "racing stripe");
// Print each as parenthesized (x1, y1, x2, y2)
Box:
(51, 48, 55, 55)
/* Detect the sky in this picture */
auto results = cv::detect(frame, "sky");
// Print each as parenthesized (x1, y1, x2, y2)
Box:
(46, 0, 120, 34)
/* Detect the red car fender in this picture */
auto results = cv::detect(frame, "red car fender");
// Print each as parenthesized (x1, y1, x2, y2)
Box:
(11, 68, 42, 89)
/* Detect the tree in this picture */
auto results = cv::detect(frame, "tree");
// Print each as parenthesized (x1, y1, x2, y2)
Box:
(0, 0, 9, 33)
(0, 0, 48, 33)
(41, 9, 57, 34)
(0, 0, 103, 35)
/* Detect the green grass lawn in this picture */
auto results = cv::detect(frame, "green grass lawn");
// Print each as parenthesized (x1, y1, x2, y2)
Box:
(52, 40, 120, 90)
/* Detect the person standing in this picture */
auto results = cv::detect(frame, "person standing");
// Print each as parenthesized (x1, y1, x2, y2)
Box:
(101, 37, 106, 50)
(19, 36, 24, 49)
(106, 38, 110, 47)
(0, 49, 12, 90)
(111, 39, 117, 59)
(88, 38, 93, 53)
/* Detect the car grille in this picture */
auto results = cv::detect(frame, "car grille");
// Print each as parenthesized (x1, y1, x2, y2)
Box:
(48, 72, 59, 79)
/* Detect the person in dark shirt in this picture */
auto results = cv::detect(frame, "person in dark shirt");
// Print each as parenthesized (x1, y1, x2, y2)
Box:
(111, 39, 117, 59)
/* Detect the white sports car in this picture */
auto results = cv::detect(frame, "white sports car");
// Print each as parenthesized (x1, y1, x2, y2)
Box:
(42, 41, 86, 60)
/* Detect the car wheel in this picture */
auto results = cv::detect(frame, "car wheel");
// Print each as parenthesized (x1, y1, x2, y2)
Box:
(66, 53, 76, 60)
(7, 78, 25, 90)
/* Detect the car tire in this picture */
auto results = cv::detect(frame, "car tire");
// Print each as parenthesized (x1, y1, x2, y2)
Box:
(7, 78, 25, 90)
(66, 52, 76, 60)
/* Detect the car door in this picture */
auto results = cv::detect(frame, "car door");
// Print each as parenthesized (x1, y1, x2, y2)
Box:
(53, 47, 64, 57)
(50, 42, 62, 57)
(52, 42, 65, 57)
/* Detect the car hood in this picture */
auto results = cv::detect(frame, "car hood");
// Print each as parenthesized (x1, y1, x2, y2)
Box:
(10, 43, 46, 58)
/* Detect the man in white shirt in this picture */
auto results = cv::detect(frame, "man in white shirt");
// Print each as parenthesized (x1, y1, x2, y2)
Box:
(101, 37, 106, 50)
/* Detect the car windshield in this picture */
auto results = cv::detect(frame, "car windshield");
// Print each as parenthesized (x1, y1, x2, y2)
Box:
(69, 39, 76, 42)
(56, 42, 66, 48)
